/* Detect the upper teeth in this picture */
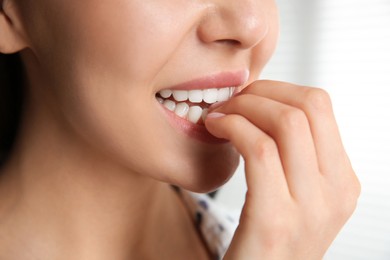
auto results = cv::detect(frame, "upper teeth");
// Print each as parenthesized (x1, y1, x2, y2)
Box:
(158, 87, 235, 104)
(156, 87, 235, 124)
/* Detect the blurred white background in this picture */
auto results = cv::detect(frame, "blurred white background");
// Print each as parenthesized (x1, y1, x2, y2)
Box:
(216, 0, 390, 259)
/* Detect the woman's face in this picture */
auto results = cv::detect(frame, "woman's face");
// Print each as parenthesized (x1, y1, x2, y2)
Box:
(17, 0, 279, 192)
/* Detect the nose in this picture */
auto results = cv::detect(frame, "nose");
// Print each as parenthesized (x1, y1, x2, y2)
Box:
(197, 0, 270, 50)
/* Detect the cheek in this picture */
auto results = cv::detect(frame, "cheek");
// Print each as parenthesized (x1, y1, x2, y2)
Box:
(25, 0, 199, 91)
(54, 1, 198, 83)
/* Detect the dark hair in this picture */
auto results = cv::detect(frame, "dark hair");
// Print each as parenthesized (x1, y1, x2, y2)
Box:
(0, 53, 25, 167)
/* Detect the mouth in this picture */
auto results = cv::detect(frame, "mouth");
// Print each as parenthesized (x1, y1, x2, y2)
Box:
(155, 70, 248, 143)
(155, 86, 235, 125)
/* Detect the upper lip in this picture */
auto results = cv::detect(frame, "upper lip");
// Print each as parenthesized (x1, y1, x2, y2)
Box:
(159, 70, 249, 91)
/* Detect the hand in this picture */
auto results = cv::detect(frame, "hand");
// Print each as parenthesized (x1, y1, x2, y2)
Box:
(205, 80, 361, 259)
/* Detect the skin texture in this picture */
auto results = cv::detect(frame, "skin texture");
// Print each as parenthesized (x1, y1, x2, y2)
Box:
(0, 0, 360, 259)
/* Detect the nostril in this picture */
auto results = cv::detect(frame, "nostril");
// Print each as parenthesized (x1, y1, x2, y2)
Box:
(215, 39, 241, 47)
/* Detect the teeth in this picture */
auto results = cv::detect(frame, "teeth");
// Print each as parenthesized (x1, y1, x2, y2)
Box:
(188, 106, 203, 124)
(160, 89, 172, 98)
(163, 100, 176, 111)
(174, 102, 189, 117)
(203, 88, 218, 104)
(157, 87, 234, 124)
(188, 90, 203, 103)
(159, 87, 234, 104)
(217, 88, 230, 102)
(172, 90, 188, 102)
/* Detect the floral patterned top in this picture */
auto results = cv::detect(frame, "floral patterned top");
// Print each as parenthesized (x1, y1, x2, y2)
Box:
(177, 189, 240, 260)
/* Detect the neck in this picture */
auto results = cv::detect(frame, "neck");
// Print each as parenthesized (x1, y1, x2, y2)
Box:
(0, 91, 209, 259)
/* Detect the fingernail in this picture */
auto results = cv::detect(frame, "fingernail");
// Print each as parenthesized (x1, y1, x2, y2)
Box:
(207, 112, 226, 119)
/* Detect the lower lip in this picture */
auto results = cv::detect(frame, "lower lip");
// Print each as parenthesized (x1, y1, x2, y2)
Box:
(158, 104, 228, 144)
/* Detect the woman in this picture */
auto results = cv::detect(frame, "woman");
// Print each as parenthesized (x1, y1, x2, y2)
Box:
(0, 0, 360, 259)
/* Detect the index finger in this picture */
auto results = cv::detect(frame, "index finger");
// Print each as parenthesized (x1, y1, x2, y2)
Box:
(240, 80, 349, 175)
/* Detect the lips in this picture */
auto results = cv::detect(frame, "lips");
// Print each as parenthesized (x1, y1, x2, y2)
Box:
(155, 70, 249, 142)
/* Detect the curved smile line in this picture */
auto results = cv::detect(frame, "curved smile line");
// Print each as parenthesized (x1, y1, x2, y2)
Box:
(155, 86, 235, 124)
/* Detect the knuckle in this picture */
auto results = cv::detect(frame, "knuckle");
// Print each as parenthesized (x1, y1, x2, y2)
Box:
(302, 87, 333, 114)
(252, 137, 278, 160)
(278, 108, 308, 132)
(348, 171, 362, 200)
(333, 201, 356, 222)
(342, 173, 361, 210)
(339, 159, 361, 199)
(332, 177, 361, 220)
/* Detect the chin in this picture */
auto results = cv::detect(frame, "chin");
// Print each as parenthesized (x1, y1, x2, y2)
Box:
(168, 145, 241, 194)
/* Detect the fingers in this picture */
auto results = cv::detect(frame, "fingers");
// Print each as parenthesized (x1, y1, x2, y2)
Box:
(206, 94, 322, 200)
(205, 113, 290, 200)
(210, 80, 361, 260)
(240, 81, 349, 175)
